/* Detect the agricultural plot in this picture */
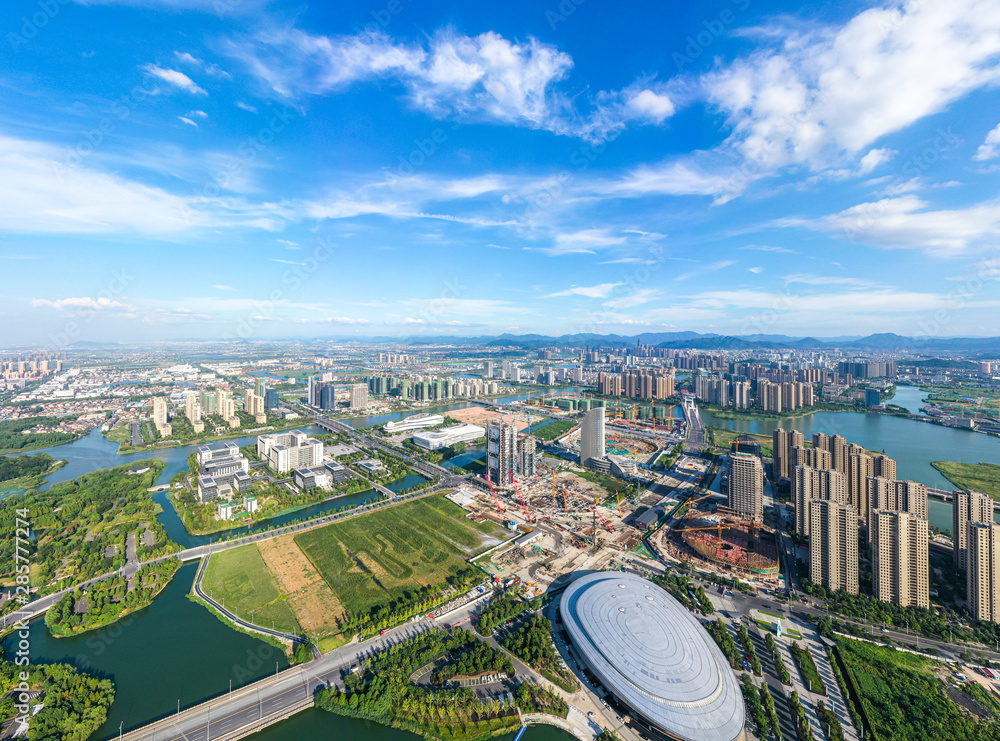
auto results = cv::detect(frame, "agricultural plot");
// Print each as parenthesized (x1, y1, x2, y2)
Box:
(294, 495, 507, 619)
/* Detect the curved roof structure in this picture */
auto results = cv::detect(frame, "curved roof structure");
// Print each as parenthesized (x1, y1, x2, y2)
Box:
(560, 572, 745, 741)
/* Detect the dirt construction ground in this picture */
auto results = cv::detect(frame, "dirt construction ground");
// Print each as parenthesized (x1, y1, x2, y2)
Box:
(448, 406, 532, 430)
(258, 535, 344, 641)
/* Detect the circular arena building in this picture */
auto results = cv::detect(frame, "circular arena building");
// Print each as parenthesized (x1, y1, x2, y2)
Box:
(560, 572, 745, 741)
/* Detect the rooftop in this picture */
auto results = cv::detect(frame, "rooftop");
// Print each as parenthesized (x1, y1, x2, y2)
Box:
(560, 572, 744, 741)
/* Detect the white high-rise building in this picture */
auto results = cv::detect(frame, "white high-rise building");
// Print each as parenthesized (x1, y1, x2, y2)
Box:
(349, 383, 368, 409)
(727, 452, 764, 522)
(810, 499, 859, 594)
(968, 522, 1000, 623)
(871, 510, 929, 609)
(580, 406, 606, 466)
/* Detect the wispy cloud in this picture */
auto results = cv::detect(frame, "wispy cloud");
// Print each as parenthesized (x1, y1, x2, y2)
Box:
(544, 282, 624, 299)
(141, 64, 207, 94)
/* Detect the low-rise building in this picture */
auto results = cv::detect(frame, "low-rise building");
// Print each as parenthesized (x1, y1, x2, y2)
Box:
(383, 413, 445, 433)
(412, 423, 485, 450)
(357, 458, 385, 476)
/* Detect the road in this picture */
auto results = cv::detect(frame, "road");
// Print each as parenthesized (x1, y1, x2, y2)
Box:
(120, 598, 496, 741)
(123, 532, 139, 592)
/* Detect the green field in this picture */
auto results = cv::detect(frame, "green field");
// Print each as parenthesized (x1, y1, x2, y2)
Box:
(932, 461, 1000, 501)
(294, 495, 506, 618)
(532, 419, 578, 441)
(202, 545, 301, 634)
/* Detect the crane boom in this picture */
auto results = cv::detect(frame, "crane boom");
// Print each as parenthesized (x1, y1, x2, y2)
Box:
(482, 473, 505, 513)
(592, 506, 613, 533)
(508, 471, 534, 523)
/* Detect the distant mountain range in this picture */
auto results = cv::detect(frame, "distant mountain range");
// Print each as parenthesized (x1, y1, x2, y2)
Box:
(380, 331, 1000, 354)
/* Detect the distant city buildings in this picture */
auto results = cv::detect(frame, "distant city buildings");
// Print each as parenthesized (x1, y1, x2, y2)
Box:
(772, 428, 804, 481)
(597, 368, 674, 400)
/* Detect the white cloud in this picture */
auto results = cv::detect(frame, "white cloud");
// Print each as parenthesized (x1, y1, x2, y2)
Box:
(0, 134, 280, 235)
(544, 282, 624, 299)
(705, 0, 1000, 172)
(178, 116, 198, 127)
(782, 273, 875, 287)
(142, 64, 207, 94)
(811, 195, 1000, 254)
(189, 110, 208, 118)
(271, 258, 305, 265)
(235, 101, 258, 113)
(626, 89, 675, 122)
(277, 238, 299, 249)
(974, 123, 1000, 161)
(174, 51, 201, 65)
(738, 245, 797, 254)
(603, 288, 661, 309)
(857, 147, 894, 174)
(543, 229, 626, 255)
(31, 296, 129, 311)
(401, 298, 523, 317)
(602, 161, 737, 200)
(213, 284, 235, 291)
(748, 266, 764, 274)
(227, 27, 671, 142)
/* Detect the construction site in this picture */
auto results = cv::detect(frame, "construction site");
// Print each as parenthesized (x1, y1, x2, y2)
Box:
(518, 390, 686, 438)
(445, 466, 651, 593)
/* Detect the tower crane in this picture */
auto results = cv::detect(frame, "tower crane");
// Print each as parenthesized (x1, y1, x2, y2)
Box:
(592, 506, 614, 533)
(674, 523, 725, 548)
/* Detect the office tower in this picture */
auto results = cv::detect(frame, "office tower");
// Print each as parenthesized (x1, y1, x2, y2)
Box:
(793, 466, 848, 536)
(307, 375, 324, 407)
(772, 428, 804, 481)
(968, 523, 1000, 623)
(319, 385, 337, 411)
(264, 388, 280, 410)
(255, 377, 267, 397)
(152, 396, 172, 436)
(727, 452, 764, 522)
(580, 407, 606, 466)
(866, 478, 928, 536)
(871, 510, 929, 608)
(483, 361, 495, 378)
(350, 383, 368, 409)
(809, 499, 859, 594)
(954, 490, 995, 570)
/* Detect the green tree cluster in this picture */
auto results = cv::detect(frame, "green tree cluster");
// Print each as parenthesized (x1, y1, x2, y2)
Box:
(502, 613, 578, 692)
(475, 588, 526, 636)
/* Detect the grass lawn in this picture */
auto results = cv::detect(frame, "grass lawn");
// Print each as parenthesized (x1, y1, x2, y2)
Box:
(294, 495, 507, 619)
(532, 419, 578, 441)
(837, 637, 998, 740)
(932, 461, 1000, 501)
(202, 545, 300, 633)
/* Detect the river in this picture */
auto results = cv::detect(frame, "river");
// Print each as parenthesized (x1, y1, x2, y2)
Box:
(700, 387, 1000, 533)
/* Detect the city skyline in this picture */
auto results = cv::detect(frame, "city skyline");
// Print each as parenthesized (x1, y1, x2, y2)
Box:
(4, 0, 1000, 344)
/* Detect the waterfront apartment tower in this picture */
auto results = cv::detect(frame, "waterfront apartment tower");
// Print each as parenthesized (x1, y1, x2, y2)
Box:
(968, 523, 1000, 623)
(793, 466, 848, 537)
(580, 407, 606, 466)
(349, 383, 368, 409)
(809, 499, 859, 594)
(866, 477, 928, 538)
(871, 510, 929, 609)
(954, 490, 995, 570)
(727, 452, 764, 522)
(772, 428, 804, 482)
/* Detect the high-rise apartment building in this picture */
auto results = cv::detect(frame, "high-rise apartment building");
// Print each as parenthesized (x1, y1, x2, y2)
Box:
(793, 466, 848, 536)
(727, 452, 764, 522)
(152, 396, 172, 437)
(257, 430, 323, 474)
(791, 445, 833, 471)
(954, 490, 995, 570)
(350, 383, 368, 409)
(580, 406, 606, 466)
(772, 428, 804, 481)
(866, 477, 928, 536)
(809, 499, 859, 594)
(483, 361, 495, 378)
(871, 510, 929, 608)
(813, 433, 848, 473)
(185, 393, 205, 434)
(968, 523, 1000, 623)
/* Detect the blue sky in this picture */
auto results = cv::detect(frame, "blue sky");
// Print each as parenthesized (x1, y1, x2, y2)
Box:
(3, 0, 1000, 346)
